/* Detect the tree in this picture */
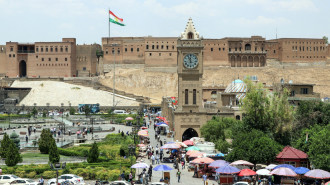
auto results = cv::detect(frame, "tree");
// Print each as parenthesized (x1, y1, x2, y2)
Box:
(323, 36, 328, 44)
(200, 117, 226, 142)
(69, 107, 76, 115)
(49, 138, 60, 164)
(294, 124, 330, 171)
(227, 129, 282, 165)
(5, 139, 22, 166)
(31, 107, 38, 118)
(0, 133, 11, 158)
(10, 131, 20, 149)
(38, 129, 53, 154)
(83, 105, 91, 118)
(87, 142, 99, 163)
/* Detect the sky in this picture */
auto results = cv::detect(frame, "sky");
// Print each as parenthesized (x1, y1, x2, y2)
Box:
(0, 0, 329, 45)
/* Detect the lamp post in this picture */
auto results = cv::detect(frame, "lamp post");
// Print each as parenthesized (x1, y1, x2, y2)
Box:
(50, 162, 66, 185)
(90, 117, 95, 140)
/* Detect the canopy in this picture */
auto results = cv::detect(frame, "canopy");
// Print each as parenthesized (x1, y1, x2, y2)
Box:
(189, 152, 205, 158)
(175, 141, 188, 148)
(304, 169, 330, 179)
(160, 143, 181, 149)
(155, 122, 167, 126)
(256, 169, 271, 176)
(215, 165, 240, 174)
(270, 167, 297, 177)
(266, 164, 277, 170)
(209, 160, 230, 168)
(137, 130, 149, 137)
(191, 157, 214, 164)
(238, 169, 257, 176)
(186, 150, 202, 156)
(294, 167, 310, 175)
(183, 140, 194, 146)
(131, 163, 149, 169)
(153, 164, 173, 171)
(325, 181, 330, 185)
(137, 144, 145, 147)
(273, 164, 295, 171)
(230, 160, 254, 166)
(125, 117, 134, 120)
(186, 146, 201, 151)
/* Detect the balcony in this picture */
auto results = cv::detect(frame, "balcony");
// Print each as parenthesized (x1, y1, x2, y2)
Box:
(17, 50, 35, 54)
(228, 51, 267, 54)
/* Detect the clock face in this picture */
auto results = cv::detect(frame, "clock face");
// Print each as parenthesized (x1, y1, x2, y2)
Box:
(183, 54, 198, 69)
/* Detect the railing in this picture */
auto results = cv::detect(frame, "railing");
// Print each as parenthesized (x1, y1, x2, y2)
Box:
(17, 50, 35, 53)
(229, 51, 267, 54)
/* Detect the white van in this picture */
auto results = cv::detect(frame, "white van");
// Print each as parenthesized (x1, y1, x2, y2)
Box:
(113, 110, 128, 114)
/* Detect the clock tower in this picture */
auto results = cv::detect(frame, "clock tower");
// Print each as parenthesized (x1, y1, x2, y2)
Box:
(177, 18, 204, 113)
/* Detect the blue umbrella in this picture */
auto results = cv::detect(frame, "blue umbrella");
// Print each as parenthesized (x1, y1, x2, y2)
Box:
(215, 165, 240, 174)
(153, 164, 173, 171)
(273, 164, 295, 171)
(209, 160, 229, 168)
(171, 149, 178, 153)
(294, 167, 310, 174)
(155, 122, 167, 126)
(216, 153, 225, 157)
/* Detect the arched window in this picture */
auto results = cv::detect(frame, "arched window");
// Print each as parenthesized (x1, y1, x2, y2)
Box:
(245, 44, 251, 51)
(188, 32, 193, 39)
(236, 115, 240, 120)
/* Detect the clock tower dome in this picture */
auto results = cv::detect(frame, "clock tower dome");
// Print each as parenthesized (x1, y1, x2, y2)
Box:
(177, 18, 204, 112)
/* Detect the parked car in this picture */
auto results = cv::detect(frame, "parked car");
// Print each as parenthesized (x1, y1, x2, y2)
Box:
(0, 175, 20, 184)
(109, 181, 130, 185)
(4, 179, 39, 185)
(233, 182, 249, 185)
(47, 174, 84, 185)
(113, 110, 128, 114)
(150, 182, 169, 185)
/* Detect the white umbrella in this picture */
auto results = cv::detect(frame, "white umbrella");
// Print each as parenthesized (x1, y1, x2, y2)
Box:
(266, 164, 278, 170)
(256, 169, 271, 176)
(175, 140, 188, 148)
(131, 162, 149, 169)
(230, 160, 254, 166)
(158, 124, 169, 127)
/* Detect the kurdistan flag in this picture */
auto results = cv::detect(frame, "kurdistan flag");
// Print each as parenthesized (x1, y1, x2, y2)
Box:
(109, 10, 125, 26)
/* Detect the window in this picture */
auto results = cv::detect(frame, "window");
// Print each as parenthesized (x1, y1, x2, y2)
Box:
(193, 89, 196, 104)
(36, 55, 38, 58)
(10, 47, 13, 52)
(273, 50, 276, 54)
(219, 48, 221, 51)
(65, 47, 68, 52)
(161, 45, 163, 49)
(211, 48, 213, 52)
(146, 45, 149, 49)
(301, 88, 308, 94)
(300, 161, 308, 168)
(55, 47, 58, 52)
(188, 32, 193, 39)
(131, 48, 133, 52)
(65, 58, 67, 61)
(166, 46, 169, 50)
(56, 58, 58, 61)
(156, 45, 159, 49)
(48, 58, 51, 61)
(159, 53, 161, 56)
(9, 54, 11, 57)
(46, 47, 48, 52)
(149, 53, 152, 56)
(290, 91, 295, 96)
(83, 67, 86, 71)
(137, 48, 139, 52)
(235, 47, 237, 51)
(13, 54, 15, 57)
(223, 48, 225, 51)
(60, 47, 63, 52)
(169, 53, 172, 56)
(229, 48, 231, 52)
(172, 46, 174, 49)
(118, 49, 120, 54)
(36, 47, 39, 52)
(245, 44, 251, 51)
(185, 89, 189, 105)
(152, 45, 154, 49)
(42, 58, 44, 61)
(50, 47, 53, 52)
(41, 47, 44, 52)
(285, 161, 296, 167)
(125, 48, 127, 52)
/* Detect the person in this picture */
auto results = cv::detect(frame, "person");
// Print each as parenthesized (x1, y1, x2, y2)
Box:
(120, 171, 125, 180)
(68, 130, 71, 136)
(151, 154, 155, 165)
(0, 167, 2, 175)
(129, 172, 133, 182)
(202, 174, 207, 185)
(148, 165, 153, 180)
(39, 176, 44, 185)
(156, 154, 160, 164)
(181, 159, 185, 169)
(25, 135, 28, 143)
(33, 126, 36, 134)
(176, 169, 181, 183)
(194, 166, 198, 177)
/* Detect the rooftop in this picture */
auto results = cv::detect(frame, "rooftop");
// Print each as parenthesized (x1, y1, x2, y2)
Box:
(276, 146, 308, 159)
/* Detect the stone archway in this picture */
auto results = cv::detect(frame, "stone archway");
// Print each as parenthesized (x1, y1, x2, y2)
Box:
(242, 56, 247, 67)
(19, 60, 27, 77)
(230, 55, 236, 67)
(182, 128, 199, 141)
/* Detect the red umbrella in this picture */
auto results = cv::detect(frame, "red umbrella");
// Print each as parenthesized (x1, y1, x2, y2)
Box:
(238, 169, 257, 176)
(183, 140, 194, 146)
(141, 127, 148, 130)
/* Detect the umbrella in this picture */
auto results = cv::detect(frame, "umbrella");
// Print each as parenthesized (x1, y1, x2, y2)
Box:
(304, 169, 330, 179)
(230, 160, 254, 166)
(171, 149, 178, 153)
(238, 169, 257, 176)
(155, 122, 167, 126)
(175, 141, 188, 148)
(294, 167, 310, 175)
(189, 152, 205, 158)
(186, 150, 201, 156)
(137, 144, 145, 147)
(183, 140, 194, 146)
(141, 127, 148, 130)
(256, 169, 271, 176)
(216, 153, 225, 157)
(160, 143, 181, 149)
(137, 130, 149, 137)
(125, 117, 134, 120)
(209, 160, 230, 168)
(158, 124, 169, 127)
(131, 163, 149, 169)
(270, 167, 297, 177)
(266, 164, 278, 170)
(153, 164, 173, 171)
(273, 164, 295, 171)
(191, 157, 214, 164)
(215, 165, 240, 174)
(325, 181, 330, 185)
(186, 146, 201, 151)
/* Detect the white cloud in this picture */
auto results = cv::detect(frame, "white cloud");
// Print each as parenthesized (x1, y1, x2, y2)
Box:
(245, 0, 317, 11)
(237, 16, 290, 25)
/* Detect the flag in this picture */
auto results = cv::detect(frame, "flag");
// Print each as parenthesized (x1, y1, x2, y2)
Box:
(109, 10, 125, 26)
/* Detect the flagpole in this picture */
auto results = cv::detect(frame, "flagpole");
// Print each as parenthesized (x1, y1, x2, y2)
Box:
(108, 8, 110, 44)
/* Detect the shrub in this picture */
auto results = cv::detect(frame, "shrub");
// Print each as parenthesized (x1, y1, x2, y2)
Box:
(26, 171, 37, 178)
(42, 171, 56, 179)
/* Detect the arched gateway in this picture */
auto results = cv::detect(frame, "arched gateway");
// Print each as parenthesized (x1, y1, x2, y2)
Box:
(182, 128, 198, 141)
(19, 60, 27, 77)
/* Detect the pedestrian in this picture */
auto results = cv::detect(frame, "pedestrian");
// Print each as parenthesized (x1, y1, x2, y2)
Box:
(156, 154, 160, 164)
(0, 167, 2, 175)
(202, 174, 207, 185)
(39, 176, 44, 185)
(148, 165, 153, 179)
(33, 127, 36, 134)
(69, 130, 71, 136)
(176, 169, 181, 183)
(181, 159, 185, 169)
(58, 130, 61, 136)
(151, 154, 155, 165)
(121, 171, 126, 180)
(25, 135, 28, 143)
(160, 151, 163, 162)
(194, 166, 198, 177)
(129, 172, 133, 184)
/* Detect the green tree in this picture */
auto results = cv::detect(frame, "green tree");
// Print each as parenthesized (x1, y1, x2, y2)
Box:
(200, 117, 226, 142)
(42, 111, 47, 117)
(10, 131, 20, 149)
(83, 105, 91, 118)
(5, 139, 22, 166)
(69, 107, 76, 115)
(38, 129, 53, 154)
(87, 142, 99, 163)
(227, 129, 283, 165)
(0, 133, 11, 158)
(49, 138, 60, 163)
(323, 36, 328, 44)
(294, 124, 330, 171)
(31, 107, 38, 118)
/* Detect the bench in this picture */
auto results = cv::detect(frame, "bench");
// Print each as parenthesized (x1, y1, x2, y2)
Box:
(20, 132, 27, 135)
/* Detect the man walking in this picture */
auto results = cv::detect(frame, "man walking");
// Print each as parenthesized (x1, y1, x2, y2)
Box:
(176, 169, 181, 183)
(39, 176, 44, 185)
(202, 174, 207, 185)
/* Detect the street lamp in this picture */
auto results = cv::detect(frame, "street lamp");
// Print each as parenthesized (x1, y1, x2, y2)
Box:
(90, 117, 95, 140)
(50, 162, 66, 185)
